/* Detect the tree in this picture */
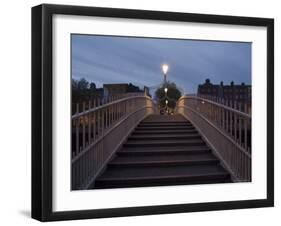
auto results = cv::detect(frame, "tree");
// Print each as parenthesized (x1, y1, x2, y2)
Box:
(155, 82, 182, 111)
(72, 78, 92, 103)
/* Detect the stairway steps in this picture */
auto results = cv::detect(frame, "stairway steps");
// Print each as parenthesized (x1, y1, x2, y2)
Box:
(129, 133, 200, 140)
(95, 164, 230, 188)
(119, 150, 210, 156)
(95, 173, 231, 188)
(97, 164, 227, 179)
(93, 114, 231, 189)
(109, 153, 218, 167)
(140, 121, 190, 124)
(143, 115, 186, 122)
(133, 129, 198, 134)
(137, 124, 193, 127)
(136, 126, 195, 130)
(108, 159, 219, 168)
(124, 139, 205, 147)
(121, 145, 210, 151)
(138, 123, 192, 127)
(119, 146, 211, 156)
(113, 152, 215, 162)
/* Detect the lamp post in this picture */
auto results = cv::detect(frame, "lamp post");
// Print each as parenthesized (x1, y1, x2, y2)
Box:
(164, 87, 168, 100)
(165, 99, 168, 114)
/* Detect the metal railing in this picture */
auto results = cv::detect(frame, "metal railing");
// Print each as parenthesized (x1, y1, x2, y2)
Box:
(72, 94, 156, 190)
(198, 94, 251, 114)
(176, 95, 251, 182)
(72, 92, 145, 114)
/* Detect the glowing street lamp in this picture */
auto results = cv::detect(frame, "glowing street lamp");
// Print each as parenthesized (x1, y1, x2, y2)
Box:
(162, 64, 169, 84)
(162, 64, 169, 74)
(165, 99, 169, 114)
(164, 87, 168, 94)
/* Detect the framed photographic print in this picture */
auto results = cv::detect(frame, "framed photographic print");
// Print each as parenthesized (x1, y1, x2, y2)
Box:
(32, 4, 274, 221)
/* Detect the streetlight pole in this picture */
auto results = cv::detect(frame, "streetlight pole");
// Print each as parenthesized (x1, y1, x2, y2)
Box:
(164, 87, 168, 102)
(162, 64, 169, 115)
(165, 99, 168, 114)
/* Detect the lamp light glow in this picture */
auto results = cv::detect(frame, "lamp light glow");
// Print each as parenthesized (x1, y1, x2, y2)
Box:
(164, 88, 168, 93)
(165, 100, 168, 104)
(162, 64, 169, 74)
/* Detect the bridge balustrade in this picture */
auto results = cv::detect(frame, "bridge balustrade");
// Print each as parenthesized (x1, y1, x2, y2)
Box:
(176, 95, 251, 182)
(71, 94, 156, 189)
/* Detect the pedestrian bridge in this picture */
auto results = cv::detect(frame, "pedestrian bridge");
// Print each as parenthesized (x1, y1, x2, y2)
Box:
(71, 94, 251, 190)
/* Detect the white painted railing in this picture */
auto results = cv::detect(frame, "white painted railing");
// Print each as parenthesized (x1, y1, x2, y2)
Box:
(198, 94, 251, 114)
(72, 94, 156, 190)
(176, 95, 251, 182)
(72, 92, 145, 114)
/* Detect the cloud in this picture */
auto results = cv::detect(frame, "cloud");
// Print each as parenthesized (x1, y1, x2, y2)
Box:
(72, 35, 251, 94)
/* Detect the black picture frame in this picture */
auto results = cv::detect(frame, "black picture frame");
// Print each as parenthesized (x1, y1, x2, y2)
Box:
(32, 4, 274, 221)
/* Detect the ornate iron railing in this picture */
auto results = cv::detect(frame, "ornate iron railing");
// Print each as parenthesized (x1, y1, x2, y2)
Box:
(176, 95, 251, 182)
(71, 94, 156, 189)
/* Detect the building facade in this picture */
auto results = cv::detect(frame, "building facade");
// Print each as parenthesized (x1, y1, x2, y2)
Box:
(198, 79, 251, 112)
(103, 83, 146, 97)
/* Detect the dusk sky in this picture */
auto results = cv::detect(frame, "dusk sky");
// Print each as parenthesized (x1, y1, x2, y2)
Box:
(72, 34, 251, 94)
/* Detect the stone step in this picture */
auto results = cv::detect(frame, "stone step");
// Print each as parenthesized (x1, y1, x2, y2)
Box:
(124, 139, 205, 147)
(119, 146, 211, 156)
(138, 122, 192, 127)
(128, 133, 201, 140)
(132, 129, 198, 135)
(109, 153, 218, 167)
(135, 126, 195, 130)
(95, 164, 231, 189)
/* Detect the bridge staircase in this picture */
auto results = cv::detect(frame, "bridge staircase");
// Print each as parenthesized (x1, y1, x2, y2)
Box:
(94, 114, 231, 188)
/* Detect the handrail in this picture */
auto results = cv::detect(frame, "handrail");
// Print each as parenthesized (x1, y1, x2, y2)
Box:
(71, 94, 156, 189)
(181, 105, 251, 159)
(72, 105, 154, 164)
(72, 95, 150, 119)
(197, 94, 251, 114)
(176, 95, 251, 181)
(178, 96, 251, 119)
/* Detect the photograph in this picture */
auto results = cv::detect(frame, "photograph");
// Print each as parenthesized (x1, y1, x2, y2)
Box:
(31, 3, 274, 221)
(71, 34, 252, 190)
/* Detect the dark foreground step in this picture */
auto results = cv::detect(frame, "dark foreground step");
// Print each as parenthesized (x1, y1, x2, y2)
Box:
(128, 133, 201, 140)
(95, 174, 231, 188)
(124, 139, 205, 147)
(95, 164, 231, 188)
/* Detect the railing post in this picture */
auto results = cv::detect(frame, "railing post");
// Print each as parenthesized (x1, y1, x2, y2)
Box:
(82, 102, 86, 150)
(238, 103, 242, 147)
(88, 100, 91, 144)
(234, 101, 237, 141)
(76, 103, 79, 155)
